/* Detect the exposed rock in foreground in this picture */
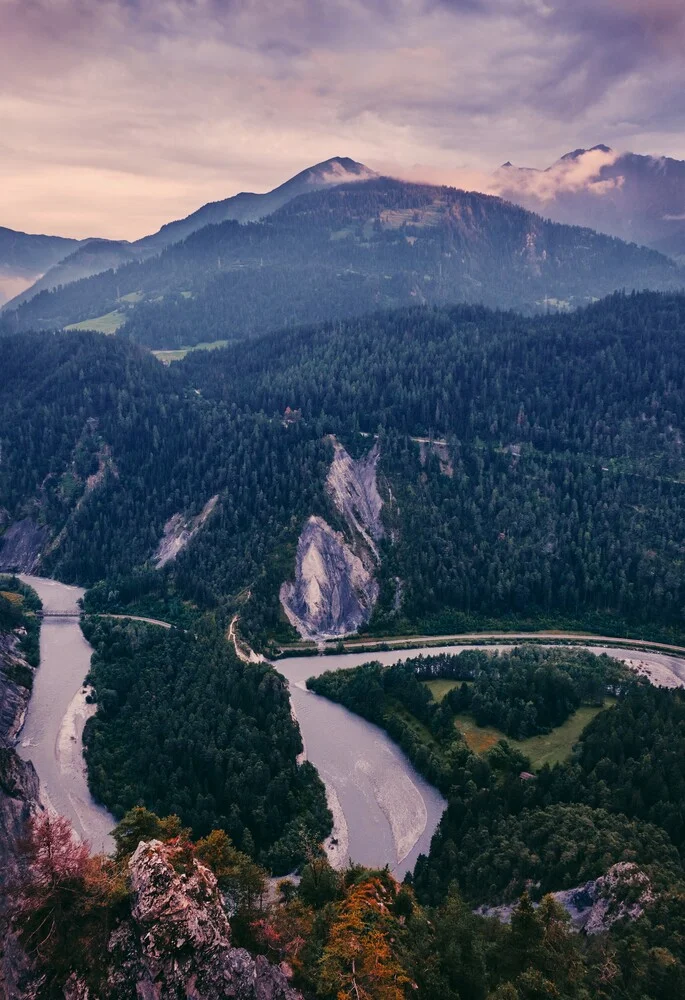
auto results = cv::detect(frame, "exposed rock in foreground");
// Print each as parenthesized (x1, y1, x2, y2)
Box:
(0, 521, 49, 574)
(0, 631, 41, 1000)
(88, 840, 301, 1000)
(280, 516, 378, 641)
(0, 633, 33, 745)
(153, 495, 219, 568)
(477, 862, 655, 934)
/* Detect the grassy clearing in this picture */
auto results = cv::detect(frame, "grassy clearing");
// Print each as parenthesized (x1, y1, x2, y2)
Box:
(119, 291, 143, 303)
(454, 699, 616, 769)
(66, 310, 126, 334)
(0, 590, 23, 605)
(152, 339, 230, 364)
(424, 678, 461, 701)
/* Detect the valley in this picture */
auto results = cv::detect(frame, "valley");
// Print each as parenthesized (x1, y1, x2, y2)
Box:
(4, 157, 685, 1000)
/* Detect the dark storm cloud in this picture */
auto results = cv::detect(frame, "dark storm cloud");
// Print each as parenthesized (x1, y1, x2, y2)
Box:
(0, 0, 683, 238)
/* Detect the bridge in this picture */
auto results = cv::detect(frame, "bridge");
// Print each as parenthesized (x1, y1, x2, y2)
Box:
(37, 609, 82, 618)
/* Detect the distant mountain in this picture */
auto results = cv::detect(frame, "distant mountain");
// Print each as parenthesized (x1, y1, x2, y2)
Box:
(136, 155, 378, 252)
(6, 238, 139, 310)
(3, 157, 377, 310)
(0, 226, 82, 305)
(496, 145, 685, 260)
(3, 177, 682, 346)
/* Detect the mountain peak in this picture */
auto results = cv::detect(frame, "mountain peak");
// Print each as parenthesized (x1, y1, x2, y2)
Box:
(560, 144, 613, 162)
(283, 156, 378, 190)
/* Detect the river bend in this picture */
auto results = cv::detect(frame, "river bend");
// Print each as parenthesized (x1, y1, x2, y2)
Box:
(18, 575, 115, 853)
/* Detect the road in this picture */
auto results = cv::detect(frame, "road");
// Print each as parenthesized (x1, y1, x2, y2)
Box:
(279, 630, 685, 658)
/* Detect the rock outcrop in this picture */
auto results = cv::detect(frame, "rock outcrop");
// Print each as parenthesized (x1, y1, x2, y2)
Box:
(0, 633, 33, 745)
(153, 495, 219, 569)
(0, 521, 49, 574)
(281, 440, 384, 641)
(0, 630, 41, 1000)
(101, 840, 302, 1000)
(326, 440, 384, 559)
(555, 862, 654, 934)
(477, 862, 655, 935)
(280, 516, 377, 640)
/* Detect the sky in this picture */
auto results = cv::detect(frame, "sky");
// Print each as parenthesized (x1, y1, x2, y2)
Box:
(1, 0, 685, 240)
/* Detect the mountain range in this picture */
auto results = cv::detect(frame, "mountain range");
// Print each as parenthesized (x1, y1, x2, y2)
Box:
(2, 148, 685, 346)
(0, 157, 377, 309)
(3, 176, 683, 347)
(496, 144, 685, 260)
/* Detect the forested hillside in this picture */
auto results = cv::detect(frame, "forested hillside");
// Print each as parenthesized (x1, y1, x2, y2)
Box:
(2, 179, 681, 343)
(305, 645, 685, 998)
(2, 291, 685, 646)
(81, 615, 331, 872)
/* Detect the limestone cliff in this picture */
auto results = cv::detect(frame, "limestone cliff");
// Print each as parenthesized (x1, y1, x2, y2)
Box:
(326, 439, 384, 559)
(280, 516, 377, 641)
(0, 632, 40, 1000)
(0, 521, 48, 574)
(280, 440, 384, 641)
(66, 840, 302, 1000)
(153, 494, 218, 568)
(476, 862, 655, 934)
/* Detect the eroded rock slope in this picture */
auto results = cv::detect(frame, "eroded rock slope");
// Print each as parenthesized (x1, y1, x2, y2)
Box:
(280, 516, 377, 641)
(280, 441, 384, 641)
(153, 494, 218, 568)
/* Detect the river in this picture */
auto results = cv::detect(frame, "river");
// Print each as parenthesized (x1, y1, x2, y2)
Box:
(18, 575, 115, 853)
(277, 641, 685, 877)
(15, 574, 685, 873)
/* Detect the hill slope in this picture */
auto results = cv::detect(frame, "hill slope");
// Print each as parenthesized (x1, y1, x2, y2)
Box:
(2, 157, 376, 310)
(2, 292, 685, 649)
(136, 154, 377, 251)
(0, 226, 82, 305)
(3, 178, 681, 345)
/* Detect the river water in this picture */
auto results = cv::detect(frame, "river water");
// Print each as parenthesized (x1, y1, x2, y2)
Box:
(15, 574, 685, 873)
(18, 575, 115, 853)
(277, 641, 685, 877)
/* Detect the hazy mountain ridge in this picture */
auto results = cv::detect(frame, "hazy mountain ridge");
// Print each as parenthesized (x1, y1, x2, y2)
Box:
(0, 227, 82, 305)
(2, 157, 376, 311)
(498, 144, 685, 260)
(3, 176, 681, 345)
(136, 154, 377, 251)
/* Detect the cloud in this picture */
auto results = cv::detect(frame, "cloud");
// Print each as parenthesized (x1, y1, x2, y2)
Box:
(0, 0, 684, 239)
(492, 146, 624, 204)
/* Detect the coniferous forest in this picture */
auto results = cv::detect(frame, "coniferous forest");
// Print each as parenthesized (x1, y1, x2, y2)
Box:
(4, 290, 685, 999)
(3, 291, 685, 645)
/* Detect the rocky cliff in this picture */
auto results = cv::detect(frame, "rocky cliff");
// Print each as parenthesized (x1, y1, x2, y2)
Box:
(153, 495, 218, 568)
(477, 862, 655, 935)
(0, 630, 40, 1000)
(280, 516, 378, 641)
(67, 840, 302, 1000)
(280, 439, 385, 641)
(326, 440, 384, 559)
(0, 521, 48, 574)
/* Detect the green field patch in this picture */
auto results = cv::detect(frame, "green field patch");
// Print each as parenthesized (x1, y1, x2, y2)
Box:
(118, 291, 143, 303)
(424, 678, 461, 701)
(152, 339, 230, 364)
(454, 700, 616, 769)
(66, 310, 126, 334)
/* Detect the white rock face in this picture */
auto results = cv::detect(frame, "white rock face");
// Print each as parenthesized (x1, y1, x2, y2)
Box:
(281, 440, 385, 641)
(280, 516, 378, 641)
(326, 439, 384, 560)
(153, 494, 218, 568)
(476, 862, 655, 935)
